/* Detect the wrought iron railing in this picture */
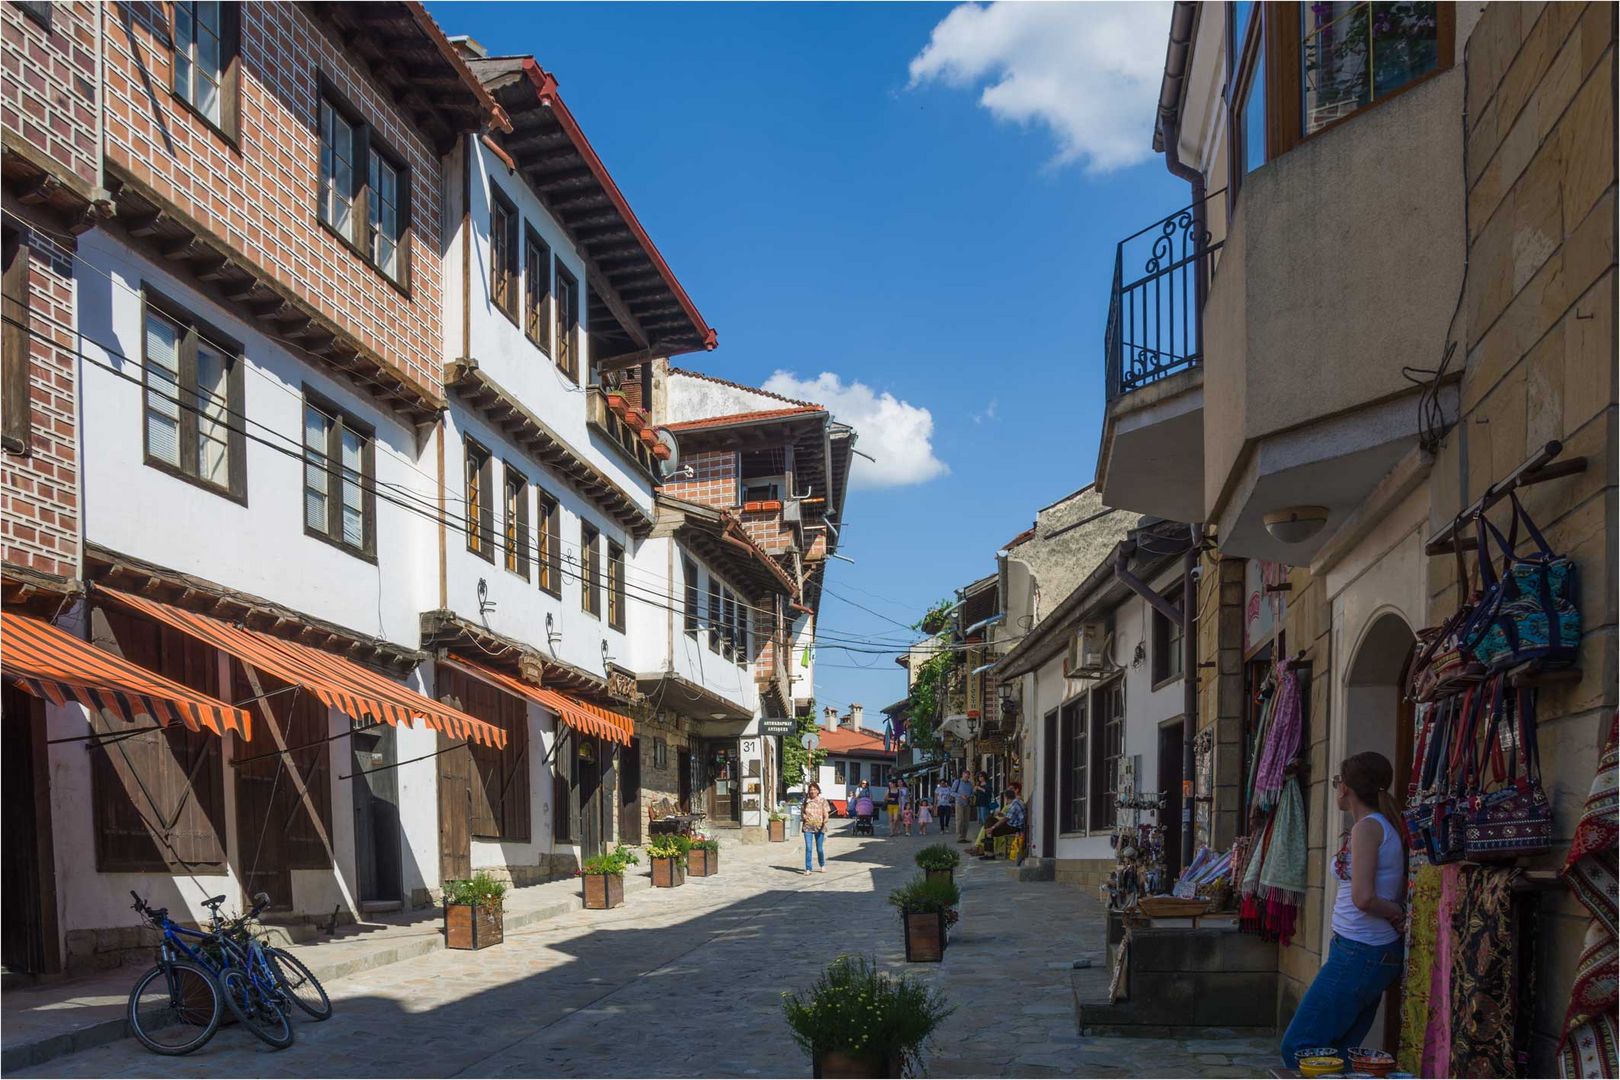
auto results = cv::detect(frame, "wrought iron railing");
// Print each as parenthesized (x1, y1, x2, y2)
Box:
(1105, 190, 1225, 400)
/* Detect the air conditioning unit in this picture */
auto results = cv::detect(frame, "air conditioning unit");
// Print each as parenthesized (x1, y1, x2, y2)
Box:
(1063, 622, 1108, 677)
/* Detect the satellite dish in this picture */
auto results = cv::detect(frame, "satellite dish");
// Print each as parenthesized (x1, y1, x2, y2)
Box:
(799, 732, 820, 750)
(653, 427, 681, 478)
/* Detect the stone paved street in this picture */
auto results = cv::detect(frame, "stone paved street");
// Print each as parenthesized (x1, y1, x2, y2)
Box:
(18, 826, 1277, 1078)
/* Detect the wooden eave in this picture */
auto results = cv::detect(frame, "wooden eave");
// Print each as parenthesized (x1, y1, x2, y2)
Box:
(419, 608, 623, 706)
(84, 545, 424, 675)
(634, 670, 751, 723)
(1, 564, 83, 616)
(305, 2, 509, 154)
(103, 163, 446, 426)
(445, 360, 654, 536)
(652, 495, 798, 601)
(1, 130, 108, 234)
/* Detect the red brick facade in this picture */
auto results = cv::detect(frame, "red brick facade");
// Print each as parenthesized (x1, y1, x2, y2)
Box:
(661, 448, 737, 508)
(1, 225, 79, 580)
(103, 2, 446, 393)
(1, 1, 99, 192)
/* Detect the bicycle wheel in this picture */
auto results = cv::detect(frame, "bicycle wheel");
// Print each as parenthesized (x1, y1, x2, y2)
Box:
(126, 961, 223, 1055)
(219, 968, 294, 1049)
(265, 946, 332, 1020)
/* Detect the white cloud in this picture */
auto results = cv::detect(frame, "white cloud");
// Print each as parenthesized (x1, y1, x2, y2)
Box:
(908, 1, 1171, 174)
(972, 399, 999, 425)
(762, 371, 948, 490)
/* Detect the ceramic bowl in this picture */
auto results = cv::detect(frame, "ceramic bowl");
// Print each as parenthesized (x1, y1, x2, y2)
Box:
(1294, 1048, 1339, 1063)
(1298, 1057, 1347, 1078)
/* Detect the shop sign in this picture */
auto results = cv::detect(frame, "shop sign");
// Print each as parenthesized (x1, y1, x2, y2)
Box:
(759, 717, 795, 736)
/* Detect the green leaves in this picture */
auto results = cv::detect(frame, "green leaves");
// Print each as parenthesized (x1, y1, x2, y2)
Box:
(442, 870, 507, 910)
(781, 954, 952, 1072)
(913, 843, 961, 871)
(581, 844, 640, 876)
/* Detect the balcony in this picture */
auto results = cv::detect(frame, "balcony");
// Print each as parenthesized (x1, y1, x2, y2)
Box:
(1095, 192, 1223, 522)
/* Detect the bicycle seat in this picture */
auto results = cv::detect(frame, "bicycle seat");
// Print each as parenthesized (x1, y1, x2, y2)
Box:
(201, 895, 227, 910)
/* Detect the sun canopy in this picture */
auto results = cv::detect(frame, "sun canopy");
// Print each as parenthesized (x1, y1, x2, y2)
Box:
(100, 589, 506, 749)
(2, 610, 251, 739)
(440, 652, 632, 746)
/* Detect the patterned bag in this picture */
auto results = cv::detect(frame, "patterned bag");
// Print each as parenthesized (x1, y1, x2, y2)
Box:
(1463, 680, 1553, 861)
(1465, 494, 1581, 673)
(1408, 540, 1488, 702)
(1414, 690, 1475, 866)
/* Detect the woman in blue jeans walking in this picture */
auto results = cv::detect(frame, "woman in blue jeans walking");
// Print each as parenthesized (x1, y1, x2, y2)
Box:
(1280, 751, 1408, 1069)
(801, 782, 831, 874)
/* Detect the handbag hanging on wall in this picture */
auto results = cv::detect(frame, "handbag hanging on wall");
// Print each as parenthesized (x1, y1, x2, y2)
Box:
(1410, 687, 1477, 866)
(1462, 679, 1554, 861)
(1463, 493, 1581, 673)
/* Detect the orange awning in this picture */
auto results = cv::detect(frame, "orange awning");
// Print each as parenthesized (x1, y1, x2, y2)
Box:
(99, 589, 506, 749)
(441, 652, 633, 747)
(2, 610, 251, 739)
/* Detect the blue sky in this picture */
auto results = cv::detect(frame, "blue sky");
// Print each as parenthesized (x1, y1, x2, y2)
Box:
(428, 1, 1185, 723)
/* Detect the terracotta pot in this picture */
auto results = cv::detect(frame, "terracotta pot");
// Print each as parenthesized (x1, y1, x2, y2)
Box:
(582, 872, 624, 910)
(812, 1049, 902, 1078)
(768, 819, 786, 842)
(445, 903, 503, 949)
(651, 856, 686, 888)
(687, 848, 719, 877)
(637, 427, 659, 447)
(903, 910, 946, 962)
(623, 409, 646, 431)
(651, 442, 672, 461)
(924, 868, 954, 887)
(604, 392, 628, 412)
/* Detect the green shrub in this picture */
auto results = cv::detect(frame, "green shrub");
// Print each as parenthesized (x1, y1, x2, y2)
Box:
(781, 954, 952, 1075)
(581, 844, 640, 876)
(442, 870, 507, 910)
(646, 836, 686, 860)
(690, 836, 721, 853)
(888, 875, 960, 917)
(914, 843, 961, 872)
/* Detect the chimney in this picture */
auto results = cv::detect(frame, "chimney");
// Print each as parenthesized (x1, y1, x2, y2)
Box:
(823, 706, 838, 730)
(847, 704, 864, 731)
(447, 34, 487, 59)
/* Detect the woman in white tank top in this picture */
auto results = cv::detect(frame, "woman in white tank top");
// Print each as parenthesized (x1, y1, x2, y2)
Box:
(1279, 751, 1408, 1069)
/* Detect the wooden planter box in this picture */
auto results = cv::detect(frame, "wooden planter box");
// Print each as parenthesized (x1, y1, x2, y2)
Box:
(651, 856, 686, 888)
(903, 910, 947, 963)
(924, 868, 954, 887)
(582, 872, 625, 910)
(768, 819, 786, 842)
(812, 1049, 902, 1078)
(687, 848, 719, 877)
(445, 903, 503, 950)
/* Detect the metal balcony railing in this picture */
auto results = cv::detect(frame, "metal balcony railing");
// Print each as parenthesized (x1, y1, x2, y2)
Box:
(1105, 190, 1225, 400)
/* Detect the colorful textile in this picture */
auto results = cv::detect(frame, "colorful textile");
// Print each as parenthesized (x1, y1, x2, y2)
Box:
(1398, 862, 1443, 1075)
(1450, 865, 1520, 1077)
(1254, 665, 1303, 812)
(1423, 864, 1461, 1077)
(1558, 714, 1618, 1078)
(1243, 777, 1306, 944)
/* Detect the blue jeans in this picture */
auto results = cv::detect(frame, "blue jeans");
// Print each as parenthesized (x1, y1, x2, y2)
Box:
(1280, 933, 1404, 1069)
(977, 805, 989, 824)
(803, 828, 824, 870)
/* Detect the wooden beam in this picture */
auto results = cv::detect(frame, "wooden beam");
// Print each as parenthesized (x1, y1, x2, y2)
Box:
(585, 265, 649, 351)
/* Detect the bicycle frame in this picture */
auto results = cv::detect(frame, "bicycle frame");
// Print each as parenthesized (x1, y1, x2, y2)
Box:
(153, 912, 282, 1003)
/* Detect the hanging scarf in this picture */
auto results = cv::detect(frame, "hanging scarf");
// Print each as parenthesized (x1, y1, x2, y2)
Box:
(1450, 865, 1520, 1077)
(1421, 863, 1462, 1077)
(1399, 862, 1443, 1075)
(1558, 714, 1619, 1079)
(1254, 665, 1303, 813)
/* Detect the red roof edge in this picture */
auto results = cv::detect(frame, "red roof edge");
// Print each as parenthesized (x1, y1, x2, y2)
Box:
(521, 60, 716, 353)
(402, 2, 511, 133)
(664, 405, 826, 433)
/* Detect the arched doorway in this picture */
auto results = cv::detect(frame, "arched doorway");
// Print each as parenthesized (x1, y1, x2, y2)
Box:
(1339, 610, 1418, 1048)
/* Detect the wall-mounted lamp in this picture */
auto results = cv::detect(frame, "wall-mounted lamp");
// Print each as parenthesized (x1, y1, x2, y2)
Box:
(1263, 506, 1330, 544)
(601, 639, 615, 669)
(544, 612, 561, 647)
(477, 578, 497, 618)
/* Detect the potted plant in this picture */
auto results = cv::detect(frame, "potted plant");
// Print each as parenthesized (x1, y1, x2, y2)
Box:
(889, 876, 960, 963)
(782, 954, 952, 1078)
(914, 843, 961, 887)
(688, 835, 721, 877)
(768, 808, 788, 842)
(443, 871, 506, 950)
(581, 844, 639, 909)
(603, 389, 628, 412)
(648, 835, 689, 888)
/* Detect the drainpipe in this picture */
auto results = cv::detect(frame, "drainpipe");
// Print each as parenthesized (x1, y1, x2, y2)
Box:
(1180, 526, 1199, 871)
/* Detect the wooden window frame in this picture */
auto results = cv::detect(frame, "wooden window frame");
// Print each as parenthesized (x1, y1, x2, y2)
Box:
(580, 521, 601, 617)
(3, 228, 31, 455)
(170, 0, 241, 143)
(318, 79, 413, 293)
(1151, 588, 1185, 688)
(524, 227, 551, 354)
(1058, 697, 1087, 835)
(553, 264, 578, 381)
(707, 576, 721, 652)
(464, 437, 494, 561)
(682, 556, 700, 638)
(607, 540, 626, 631)
(140, 289, 246, 503)
(536, 489, 561, 597)
(490, 186, 520, 326)
(1089, 682, 1124, 831)
(736, 597, 750, 668)
(503, 463, 530, 580)
(300, 388, 376, 561)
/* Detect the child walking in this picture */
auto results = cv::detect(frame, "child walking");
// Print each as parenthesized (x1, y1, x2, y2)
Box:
(917, 799, 933, 835)
(901, 800, 914, 836)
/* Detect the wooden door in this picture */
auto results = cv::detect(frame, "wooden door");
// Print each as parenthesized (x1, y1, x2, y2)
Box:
(707, 742, 739, 823)
(352, 723, 402, 903)
(678, 748, 693, 812)
(577, 737, 603, 859)
(619, 737, 642, 845)
(1158, 720, 1185, 879)
(437, 731, 473, 884)
(2, 683, 57, 974)
(1041, 711, 1059, 856)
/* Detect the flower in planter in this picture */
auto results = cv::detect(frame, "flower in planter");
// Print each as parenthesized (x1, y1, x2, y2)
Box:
(782, 954, 952, 1077)
(887, 875, 960, 920)
(913, 843, 961, 872)
(442, 870, 507, 911)
(580, 844, 640, 877)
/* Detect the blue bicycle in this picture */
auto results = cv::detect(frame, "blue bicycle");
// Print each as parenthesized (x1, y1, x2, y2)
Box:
(129, 891, 295, 1052)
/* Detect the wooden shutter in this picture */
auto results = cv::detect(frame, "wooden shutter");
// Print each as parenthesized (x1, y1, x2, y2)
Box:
(219, 1, 242, 141)
(552, 728, 572, 843)
(397, 164, 413, 291)
(2, 233, 31, 454)
(497, 698, 530, 841)
(232, 663, 333, 873)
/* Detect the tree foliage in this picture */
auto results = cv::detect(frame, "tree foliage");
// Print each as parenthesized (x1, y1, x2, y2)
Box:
(781, 706, 827, 788)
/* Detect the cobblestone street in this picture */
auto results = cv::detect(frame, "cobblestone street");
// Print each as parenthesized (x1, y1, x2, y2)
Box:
(19, 825, 1276, 1078)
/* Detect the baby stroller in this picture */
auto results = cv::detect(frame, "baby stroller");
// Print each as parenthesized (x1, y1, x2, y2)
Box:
(853, 795, 875, 836)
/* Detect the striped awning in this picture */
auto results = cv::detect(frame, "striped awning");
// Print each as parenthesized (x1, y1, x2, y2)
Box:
(441, 652, 632, 746)
(99, 589, 507, 749)
(2, 610, 251, 739)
